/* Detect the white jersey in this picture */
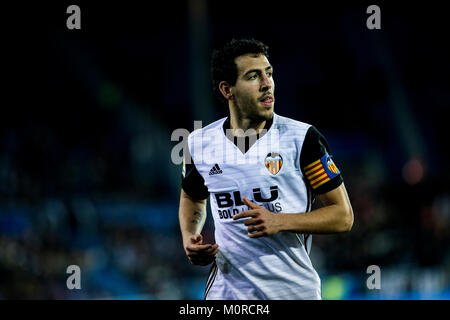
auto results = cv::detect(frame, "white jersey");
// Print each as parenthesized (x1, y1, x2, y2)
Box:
(183, 113, 342, 300)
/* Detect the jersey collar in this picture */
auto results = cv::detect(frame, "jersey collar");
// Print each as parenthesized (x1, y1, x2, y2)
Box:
(222, 115, 274, 135)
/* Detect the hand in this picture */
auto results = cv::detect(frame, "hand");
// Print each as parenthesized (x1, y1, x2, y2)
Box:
(232, 197, 282, 238)
(184, 234, 219, 266)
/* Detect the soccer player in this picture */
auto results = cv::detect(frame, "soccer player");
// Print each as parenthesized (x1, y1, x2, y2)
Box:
(178, 39, 353, 300)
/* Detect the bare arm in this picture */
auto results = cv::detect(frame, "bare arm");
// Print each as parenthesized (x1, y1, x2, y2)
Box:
(179, 189, 218, 265)
(279, 183, 353, 234)
(233, 183, 353, 237)
(179, 188, 207, 245)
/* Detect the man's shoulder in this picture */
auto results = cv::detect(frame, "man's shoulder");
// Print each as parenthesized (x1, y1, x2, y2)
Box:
(274, 113, 312, 133)
(188, 117, 227, 140)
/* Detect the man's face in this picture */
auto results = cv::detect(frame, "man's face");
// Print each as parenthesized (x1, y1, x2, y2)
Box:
(231, 53, 275, 121)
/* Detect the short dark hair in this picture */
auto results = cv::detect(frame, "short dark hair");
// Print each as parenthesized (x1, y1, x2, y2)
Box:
(211, 38, 270, 105)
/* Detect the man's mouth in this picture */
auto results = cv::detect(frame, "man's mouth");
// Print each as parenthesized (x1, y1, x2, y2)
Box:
(260, 95, 274, 105)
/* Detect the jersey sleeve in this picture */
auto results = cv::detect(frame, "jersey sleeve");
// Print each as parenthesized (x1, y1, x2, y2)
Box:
(300, 126, 343, 194)
(181, 144, 209, 200)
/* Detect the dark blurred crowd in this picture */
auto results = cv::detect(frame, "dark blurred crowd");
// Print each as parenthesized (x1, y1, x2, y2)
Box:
(0, 196, 210, 299)
(1, 124, 449, 298)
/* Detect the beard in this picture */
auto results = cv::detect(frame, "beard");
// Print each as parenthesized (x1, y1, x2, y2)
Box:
(234, 96, 274, 123)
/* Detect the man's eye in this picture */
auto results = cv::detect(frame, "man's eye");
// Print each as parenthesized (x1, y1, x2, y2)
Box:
(248, 75, 257, 80)
(266, 72, 272, 77)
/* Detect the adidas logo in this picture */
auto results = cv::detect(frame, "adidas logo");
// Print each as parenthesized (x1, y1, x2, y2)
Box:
(209, 164, 223, 176)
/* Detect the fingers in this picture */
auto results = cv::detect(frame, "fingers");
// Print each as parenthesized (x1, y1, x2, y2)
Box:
(248, 230, 267, 238)
(208, 244, 219, 255)
(190, 234, 203, 244)
(232, 198, 263, 220)
(247, 224, 265, 233)
(242, 197, 261, 209)
(243, 217, 263, 226)
(232, 209, 259, 220)
(186, 243, 219, 266)
(233, 199, 271, 239)
(186, 244, 218, 259)
(186, 243, 218, 253)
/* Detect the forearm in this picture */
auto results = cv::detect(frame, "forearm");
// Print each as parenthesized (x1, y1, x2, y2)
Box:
(278, 204, 353, 234)
(179, 189, 207, 244)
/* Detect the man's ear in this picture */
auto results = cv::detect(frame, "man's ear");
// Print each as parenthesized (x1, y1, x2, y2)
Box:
(218, 81, 233, 100)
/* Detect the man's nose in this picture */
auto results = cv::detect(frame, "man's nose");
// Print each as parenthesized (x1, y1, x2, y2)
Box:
(260, 74, 272, 91)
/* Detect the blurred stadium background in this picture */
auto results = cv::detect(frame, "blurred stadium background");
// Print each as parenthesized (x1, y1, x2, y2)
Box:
(1, 1, 449, 299)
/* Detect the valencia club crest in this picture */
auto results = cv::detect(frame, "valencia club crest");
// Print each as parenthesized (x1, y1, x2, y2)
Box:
(265, 152, 283, 175)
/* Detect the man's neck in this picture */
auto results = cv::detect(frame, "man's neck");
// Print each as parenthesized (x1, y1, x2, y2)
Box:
(229, 108, 267, 137)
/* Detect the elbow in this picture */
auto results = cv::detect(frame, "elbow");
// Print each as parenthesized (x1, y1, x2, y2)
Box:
(341, 215, 353, 232)
(338, 206, 354, 233)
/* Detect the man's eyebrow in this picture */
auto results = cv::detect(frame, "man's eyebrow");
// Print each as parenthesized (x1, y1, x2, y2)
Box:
(243, 65, 273, 77)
